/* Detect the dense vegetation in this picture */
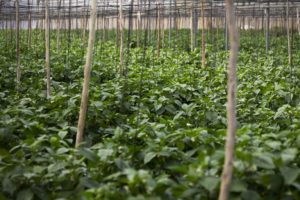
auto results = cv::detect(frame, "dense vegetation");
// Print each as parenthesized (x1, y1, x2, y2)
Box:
(0, 29, 300, 200)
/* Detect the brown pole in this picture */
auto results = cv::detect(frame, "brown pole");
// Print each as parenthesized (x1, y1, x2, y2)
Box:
(286, 0, 292, 65)
(45, 0, 51, 99)
(218, 0, 239, 199)
(201, 1, 205, 69)
(76, 0, 98, 148)
(27, 0, 31, 49)
(16, 0, 20, 90)
(119, 0, 124, 77)
(190, 7, 194, 51)
(57, 0, 62, 56)
(157, 4, 161, 60)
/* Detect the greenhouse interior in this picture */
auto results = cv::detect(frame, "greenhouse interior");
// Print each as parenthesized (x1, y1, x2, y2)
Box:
(0, 0, 300, 199)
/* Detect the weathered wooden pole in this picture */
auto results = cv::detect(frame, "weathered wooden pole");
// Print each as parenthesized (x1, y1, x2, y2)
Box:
(82, 0, 87, 50)
(45, 0, 51, 98)
(119, 0, 124, 77)
(225, 15, 228, 51)
(137, 9, 141, 48)
(201, 1, 205, 68)
(266, 6, 270, 51)
(157, 4, 161, 59)
(57, 0, 62, 56)
(297, 8, 300, 35)
(190, 7, 194, 51)
(286, 0, 292, 65)
(27, 0, 31, 49)
(219, 0, 239, 199)
(76, 0, 98, 148)
(16, 0, 21, 90)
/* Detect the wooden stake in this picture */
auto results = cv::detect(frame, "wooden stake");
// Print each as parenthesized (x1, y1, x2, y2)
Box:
(57, 0, 62, 56)
(16, 0, 20, 90)
(76, 0, 98, 148)
(190, 8, 194, 51)
(27, 0, 31, 49)
(82, 0, 87, 49)
(119, 0, 124, 77)
(297, 8, 300, 35)
(201, 1, 205, 68)
(45, 0, 51, 99)
(157, 4, 161, 60)
(218, 0, 239, 199)
(286, 0, 292, 65)
(137, 10, 141, 48)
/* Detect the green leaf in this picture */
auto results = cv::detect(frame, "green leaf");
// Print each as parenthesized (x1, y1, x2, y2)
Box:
(241, 190, 260, 200)
(200, 176, 219, 193)
(231, 179, 247, 192)
(17, 189, 34, 200)
(79, 148, 98, 162)
(98, 149, 114, 161)
(279, 166, 300, 185)
(144, 152, 157, 164)
(48, 162, 67, 173)
(281, 148, 297, 163)
(253, 152, 275, 169)
(2, 177, 16, 195)
(80, 177, 100, 189)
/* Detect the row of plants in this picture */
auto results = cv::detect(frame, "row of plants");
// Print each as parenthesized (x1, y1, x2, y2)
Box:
(0, 30, 299, 199)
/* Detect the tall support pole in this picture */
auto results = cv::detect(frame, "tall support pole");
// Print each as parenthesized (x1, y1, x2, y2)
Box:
(45, 0, 51, 99)
(190, 7, 194, 51)
(201, 1, 205, 68)
(219, 0, 239, 199)
(225, 14, 228, 51)
(82, 0, 87, 49)
(57, 0, 62, 56)
(157, 4, 161, 59)
(119, 0, 124, 77)
(286, 0, 291, 65)
(5, 18, 8, 45)
(297, 8, 300, 35)
(137, 9, 141, 48)
(266, 6, 270, 52)
(27, 0, 31, 49)
(76, 0, 98, 148)
(16, 0, 20, 90)
(169, 0, 172, 49)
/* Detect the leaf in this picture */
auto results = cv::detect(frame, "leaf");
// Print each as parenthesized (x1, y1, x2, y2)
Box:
(56, 147, 69, 155)
(114, 127, 123, 139)
(230, 179, 247, 192)
(79, 177, 100, 189)
(253, 152, 275, 169)
(48, 162, 67, 173)
(79, 148, 98, 162)
(281, 148, 297, 163)
(279, 166, 300, 185)
(274, 104, 290, 119)
(144, 152, 157, 164)
(58, 131, 68, 139)
(2, 177, 16, 195)
(241, 190, 261, 200)
(17, 189, 34, 200)
(98, 149, 114, 161)
(200, 176, 219, 193)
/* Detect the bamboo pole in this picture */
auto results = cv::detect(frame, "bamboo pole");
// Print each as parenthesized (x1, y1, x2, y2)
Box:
(218, 0, 239, 199)
(286, 0, 292, 65)
(137, 10, 141, 48)
(157, 4, 161, 60)
(57, 0, 62, 56)
(82, 0, 87, 50)
(201, 1, 205, 68)
(45, 0, 51, 99)
(297, 8, 300, 35)
(190, 8, 194, 51)
(76, 0, 98, 148)
(16, 0, 20, 90)
(119, 0, 124, 77)
(27, 0, 31, 49)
